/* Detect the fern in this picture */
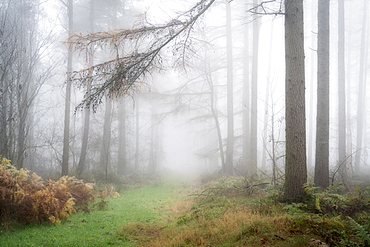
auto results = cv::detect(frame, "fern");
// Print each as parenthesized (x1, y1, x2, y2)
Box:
(347, 216, 370, 246)
(0, 159, 100, 226)
(302, 183, 369, 216)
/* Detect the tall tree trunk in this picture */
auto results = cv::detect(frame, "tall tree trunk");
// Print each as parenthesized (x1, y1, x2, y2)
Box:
(261, 82, 269, 172)
(201, 41, 224, 170)
(112, 0, 127, 177)
(62, 0, 73, 176)
(149, 108, 158, 173)
(15, 2, 33, 169)
(337, 0, 347, 180)
(261, 22, 274, 172)
(270, 101, 278, 185)
(354, 0, 369, 173)
(15, 3, 26, 169)
(284, 0, 307, 202)
(204, 59, 225, 170)
(134, 96, 140, 171)
(117, 97, 127, 176)
(8, 95, 15, 162)
(0, 42, 11, 158)
(249, 0, 260, 177)
(346, 3, 353, 174)
(16, 109, 26, 169)
(225, 0, 234, 175)
(100, 97, 112, 181)
(242, 7, 250, 175)
(0, 15, 9, 159)
(314, 0, 330, 189)
(0, 85, 8, 158)
(77, 104, 91, 176)
(210, 79, 225, 170)
(307, 0, 317, 171)
(76, 0, 94, 177)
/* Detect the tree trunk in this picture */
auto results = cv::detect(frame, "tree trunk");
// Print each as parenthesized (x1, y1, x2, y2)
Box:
(8, 95, 15, 162)
(211, 85, 225, 170)
(16, 109, 26, 169)
(242, 6, 250, 175)
(77, 105, 91, 176)
(117, 97, 127, 176)
(284, 0, 307, 202)
(345, 3, 353, 174)
(354, 0, 369, 173)
(205, 64, 225, 170)
(100, 97, 112, 181)
(76, 0, 94, 177)
(0, 87, 8, 158)
(225, 0, 234, 176)
(134, 96, 140, 171)
(249, 0, 260, 177)
(261, 22, 274, 173)
(0, 10, 10, 158)
(149, 108, 158, 173)
(62, 0, 73, 176)
(337, 0, 347, 181)
(314, 0, 330, 189)
(307, 0, 317, 171)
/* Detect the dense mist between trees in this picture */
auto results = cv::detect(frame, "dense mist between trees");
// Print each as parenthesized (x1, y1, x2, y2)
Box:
(1, 0, 369, 192)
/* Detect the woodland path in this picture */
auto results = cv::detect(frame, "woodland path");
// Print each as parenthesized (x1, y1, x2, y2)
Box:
(0, 177, 191, 247)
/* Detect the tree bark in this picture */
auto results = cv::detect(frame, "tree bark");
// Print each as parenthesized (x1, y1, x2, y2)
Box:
(76, 0, 94, 177)
(207, 70, 225, 170)
(249, 0, 260, 177)
(224, 0, 234, 175)
(261, 22, 274, 173)
(314, 0, 330, 189)
(134, 96, 140, 171)
(149, 108, 158, 173)
(117, 97, 127, 176)
(100, 97, 112, 181)
(354, 0, 369, 173)
(345, 3, 353, 174)
(242, 6, 250, 175)
(62, 0, 73, 176)
(307, 0, 317, 171)
(212, 93, 225, 171)
(284, 0, 307, 202)
(337, 0, 347, 180)
(16, 108, 26, 169)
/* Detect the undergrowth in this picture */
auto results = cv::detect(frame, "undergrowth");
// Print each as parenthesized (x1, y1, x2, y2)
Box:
(2, 168, 370, 246)
(0, 158, 118, 228)
(120, 176, 370, 247)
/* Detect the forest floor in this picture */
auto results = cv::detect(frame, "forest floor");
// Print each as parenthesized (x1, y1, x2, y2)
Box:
(0, 175, 189, 247)
(0, 174, 368, 246)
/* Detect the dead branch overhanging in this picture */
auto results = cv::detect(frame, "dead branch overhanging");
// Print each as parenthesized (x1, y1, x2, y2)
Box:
(68, 0, 217, 110)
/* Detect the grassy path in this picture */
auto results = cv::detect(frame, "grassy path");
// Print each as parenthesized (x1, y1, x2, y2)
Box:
(0, 179, 189, 247)
(2, 176, 361, 246)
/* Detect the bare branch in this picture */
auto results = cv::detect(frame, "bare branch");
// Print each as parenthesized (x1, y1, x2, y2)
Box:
(68, 0, 217, 110)
(247, 0, 285, 16)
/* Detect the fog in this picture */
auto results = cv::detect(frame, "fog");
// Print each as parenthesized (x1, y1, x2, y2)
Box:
(1, 0, 369, 184)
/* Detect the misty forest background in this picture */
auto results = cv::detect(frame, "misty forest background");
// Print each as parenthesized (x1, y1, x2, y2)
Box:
(1, 0, 369, 195)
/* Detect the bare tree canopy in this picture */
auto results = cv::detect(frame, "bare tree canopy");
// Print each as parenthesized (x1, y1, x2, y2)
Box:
(69, 0, 216, 110)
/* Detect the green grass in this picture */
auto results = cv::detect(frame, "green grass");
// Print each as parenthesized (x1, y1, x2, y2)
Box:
(0, 179, 187, 247)
(3, 175, 369, 246)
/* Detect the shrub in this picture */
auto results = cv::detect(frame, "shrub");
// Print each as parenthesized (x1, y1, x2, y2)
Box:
(0, 158, 101, 225)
